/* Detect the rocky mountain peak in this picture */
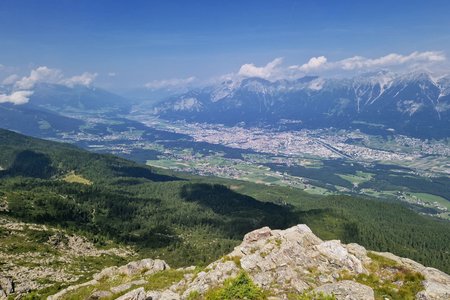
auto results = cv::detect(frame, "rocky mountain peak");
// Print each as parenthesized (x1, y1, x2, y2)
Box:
(46, 224, 450, 300)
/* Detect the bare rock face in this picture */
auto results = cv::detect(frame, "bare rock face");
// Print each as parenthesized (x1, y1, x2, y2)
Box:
(419, 268, 450, 299)
(115, 287, 147, 300)
(314, 280, 375, 300)
(110, 280, 148, 294)
(93, 258, 170, 281)
(87, 290, 113, 300)
(146, 290, 181, 300)
(182, 261, 240, 297)
(225, 224, 367, 294)
(0, 276, 14, 299)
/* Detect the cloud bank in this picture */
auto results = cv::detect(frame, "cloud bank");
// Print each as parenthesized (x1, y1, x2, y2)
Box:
(290, 51, 446, 73)
(233, 51, 446, 82)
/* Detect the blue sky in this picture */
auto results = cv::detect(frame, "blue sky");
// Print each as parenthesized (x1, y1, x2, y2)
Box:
(1, 0, 450, 89)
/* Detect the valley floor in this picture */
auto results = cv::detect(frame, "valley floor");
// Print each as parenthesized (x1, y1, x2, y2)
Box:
(58, 115, 450, 220)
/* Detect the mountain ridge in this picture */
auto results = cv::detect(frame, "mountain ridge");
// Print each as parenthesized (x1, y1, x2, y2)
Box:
(154, 71, 450, 138)
(0, 82, 133, 137)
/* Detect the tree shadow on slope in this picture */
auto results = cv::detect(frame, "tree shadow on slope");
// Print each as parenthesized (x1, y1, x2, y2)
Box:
(180, 183, 299, 238)
(111, 165, 181, 182)
(0, 150, 55, 179)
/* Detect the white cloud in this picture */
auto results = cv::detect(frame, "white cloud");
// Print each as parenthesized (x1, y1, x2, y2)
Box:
(238, 57, 283, 79)
(339, 51, 445, 70)
(15, 66, 62, 89)
(12, 66, 99, 90)
(108, 72, 117, 77)
(145, 76, 196, 89)
(0, 90, 34, 105)
(228, 51, 446, 83)
(0, 67, 99, 106)
(290, 51, 446, 74)
(2, 74, 20, 85)
(61, 72, 98, 87)
(294, 56, 327, 72)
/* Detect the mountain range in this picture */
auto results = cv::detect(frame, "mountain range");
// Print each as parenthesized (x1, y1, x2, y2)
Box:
(1, 71, 450, 139)
(154, 71, 450, 138)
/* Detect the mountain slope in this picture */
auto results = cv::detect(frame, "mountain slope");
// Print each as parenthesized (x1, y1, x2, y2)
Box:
(0, 128, 297, 266)
(0, 103, 84, 137)
(0, 129, 449, 298)
(154, 72, 450, 138)
(0, 215, 133, 299)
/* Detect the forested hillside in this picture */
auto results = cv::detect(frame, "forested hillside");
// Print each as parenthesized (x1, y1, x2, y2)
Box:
(0, 128, 449, 274)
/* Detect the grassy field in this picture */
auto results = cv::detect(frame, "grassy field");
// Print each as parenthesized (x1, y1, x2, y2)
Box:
(62, 172, 92, 185)
(412, 193, 449, 207)
(147, 157, 323, 193)
(146, 159, 190, 170)
(337, 171, 373, 187)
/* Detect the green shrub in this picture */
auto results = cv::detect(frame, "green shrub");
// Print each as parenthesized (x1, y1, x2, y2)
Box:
(288, 291, 336, 300)
(144, 269, 185, 291)
(340, 252, 425, 300)
(187, 290, 201, 300)
(204, 271, 267, 300)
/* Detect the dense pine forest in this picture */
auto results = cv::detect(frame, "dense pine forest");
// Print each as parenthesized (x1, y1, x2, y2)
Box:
(0, 128, 449, 273)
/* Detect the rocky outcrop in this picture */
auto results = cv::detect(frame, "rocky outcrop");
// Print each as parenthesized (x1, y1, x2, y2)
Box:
(47, 224, 450, 300)
(314, 281, 375, 300)
(115, 287, 147, 300)
(48, 258, 169, 300)
(0, 276, 14, 299)
(182, 224, 370, 298)
(368, 251, 450, 300)
(94, 258, 169, 281)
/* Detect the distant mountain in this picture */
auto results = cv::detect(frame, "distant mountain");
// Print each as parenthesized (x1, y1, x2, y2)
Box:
(0, 83, 132, 137)
(0, 103, 84, 137)
(29, 83, 131, 114)
(154, 71, 450, 138)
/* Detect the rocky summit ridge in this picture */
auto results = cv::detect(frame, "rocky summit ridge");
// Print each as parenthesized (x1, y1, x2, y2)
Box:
(43, 224, 450, 300)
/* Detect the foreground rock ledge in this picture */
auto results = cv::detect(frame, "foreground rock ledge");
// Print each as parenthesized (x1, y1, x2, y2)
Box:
(46, 224, 450, 300)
